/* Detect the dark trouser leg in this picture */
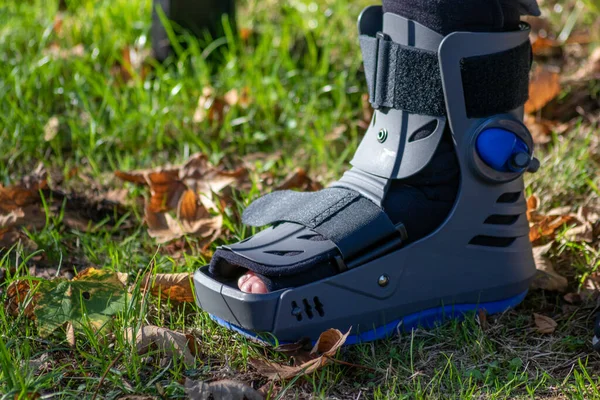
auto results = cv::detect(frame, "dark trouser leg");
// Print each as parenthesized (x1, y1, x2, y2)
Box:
(152, 0, 236, 62)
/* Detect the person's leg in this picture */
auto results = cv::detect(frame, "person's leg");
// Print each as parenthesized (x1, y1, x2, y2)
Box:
(237, 0, 539, 294)
(195, 0, 540, 343)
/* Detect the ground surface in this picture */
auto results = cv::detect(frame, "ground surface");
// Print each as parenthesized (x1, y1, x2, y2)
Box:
(1, 0, 600, 398)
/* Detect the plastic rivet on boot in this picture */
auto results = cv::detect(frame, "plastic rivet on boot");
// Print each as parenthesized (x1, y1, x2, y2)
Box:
(377, 129, 388, 143)
(378, 274, 390, 287)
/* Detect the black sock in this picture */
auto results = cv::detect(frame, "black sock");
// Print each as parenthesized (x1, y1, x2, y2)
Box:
(381, 0, 522, 36)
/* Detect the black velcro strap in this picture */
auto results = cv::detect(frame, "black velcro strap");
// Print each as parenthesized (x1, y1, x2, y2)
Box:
(242, 188, 399, 260)
(360, 33, 531, 118)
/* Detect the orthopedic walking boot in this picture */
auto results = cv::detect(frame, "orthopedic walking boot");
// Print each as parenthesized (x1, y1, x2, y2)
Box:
(193, 5, 540, 344)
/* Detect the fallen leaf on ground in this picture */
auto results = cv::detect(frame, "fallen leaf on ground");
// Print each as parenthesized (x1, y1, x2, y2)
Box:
(531, 35, 561, 57)
(250, 328, 350, 380)
(524, 114, 568, 144)
(569, 47, 600, 82)
(193, 87, 227, 125)
(66, 322, 76, 347)
(34, 267, 128, 336)
(530, 243, 568, 292)
(1, 166, 131, 248)
(524, 66, 561, 114)
(534, 313, 557, 334)
(0, 164, 47, 213)
(5, 280, 40, 318)
(116, 153, 244, 243)
(43, 43, 85, 59)
(43, 116, 60, 141)
(529, 213, 575, 244)
(272, 337, 314, 364)
(224, 87, 252, 108)
(142, 273, 194, 302)
(0, 168, 47, 244)
(111, 45, 151, 83)
(526, 195, 540, 221)
(528, 198, 596, 244)
(126, 325, 198, 366)
(185, 378, 263, 400)
(275, 168, 323, 192)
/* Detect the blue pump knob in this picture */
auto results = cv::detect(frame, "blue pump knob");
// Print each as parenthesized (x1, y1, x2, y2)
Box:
(476, 128, 531, 173)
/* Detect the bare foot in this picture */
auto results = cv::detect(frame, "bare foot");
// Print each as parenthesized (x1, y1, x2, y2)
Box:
(238, 271, 268, 293)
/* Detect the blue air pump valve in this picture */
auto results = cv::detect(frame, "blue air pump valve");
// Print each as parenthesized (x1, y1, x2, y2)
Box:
(476, 128, 540, 173)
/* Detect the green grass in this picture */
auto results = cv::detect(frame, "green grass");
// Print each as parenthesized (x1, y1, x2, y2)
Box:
(1, 0, 600, 398)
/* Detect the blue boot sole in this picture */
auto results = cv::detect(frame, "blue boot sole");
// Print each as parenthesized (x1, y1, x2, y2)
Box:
(208, 290, 528, 346)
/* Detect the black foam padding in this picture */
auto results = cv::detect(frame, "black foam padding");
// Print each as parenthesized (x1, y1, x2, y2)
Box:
(360, 33, 531, 118)
(242, 188, 399, 260)
(460, 40, 532, 118)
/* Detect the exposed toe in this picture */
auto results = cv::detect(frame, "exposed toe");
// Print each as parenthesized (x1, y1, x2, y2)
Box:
(238, 271, 268, 293)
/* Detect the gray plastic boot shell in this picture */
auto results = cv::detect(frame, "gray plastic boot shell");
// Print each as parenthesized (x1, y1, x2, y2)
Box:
(193, 8, 537, 342)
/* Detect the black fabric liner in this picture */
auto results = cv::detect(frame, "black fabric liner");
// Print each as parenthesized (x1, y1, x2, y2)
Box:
(361, 35, 531, 118)
(210, 245, 339, 292)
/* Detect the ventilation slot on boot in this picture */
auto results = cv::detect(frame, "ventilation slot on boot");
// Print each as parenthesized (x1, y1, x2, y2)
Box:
(496, 192, 521, 203)
(290, 298, 324, 322)
(314, 296, 325, 317)
(264, 250, 304, 256)
(484, 214, 519, 225)
(302, 299, 314, 319)
(298, 233, 327, 241)
(291, 301, 302, 321)
(409, 120, 438, 142)
(469, 235, 516, 247)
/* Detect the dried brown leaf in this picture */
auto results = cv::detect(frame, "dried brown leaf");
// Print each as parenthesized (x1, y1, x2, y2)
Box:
(530, 243, 568, 292)
(534, 313, 557, 334)
(44, 43, 85, 59)
(570, 47, 600, 81)
(142, 273, 194, 302)
(116, 154, 239, 244)
(43, 116, 60, 141)
(529, 214, 574, 243)
(5, 280, 39, 318)
(524, 66, 561, 114)
(563, 292, 581, 304)
(272, 337, 313, 364)
(0, 167, 48, 249)
(524, 114, 556, 144)
(224, 87, 252, 108)
(531, 36, 561, 57)
(193, 87, 227, 124)
(126, 325, 198, 366)
(250, 328, 350, 380)
(0, 166, 47, 213)
(110, 46, 151, 83)
(185, 378, 264, 400)
(275, 168, 322, 191)
(66, 322, 76, 347)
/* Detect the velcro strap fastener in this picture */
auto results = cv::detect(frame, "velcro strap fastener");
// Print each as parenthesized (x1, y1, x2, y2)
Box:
(242, 188, 400, 260)
(360, 32, 531, 118)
